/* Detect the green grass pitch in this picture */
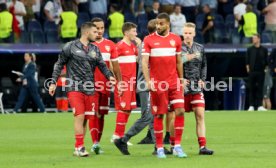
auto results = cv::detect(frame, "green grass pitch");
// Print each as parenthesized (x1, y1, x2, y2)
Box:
(1, 111, 276, 168)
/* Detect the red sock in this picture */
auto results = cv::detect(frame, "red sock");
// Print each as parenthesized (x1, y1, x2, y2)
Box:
(75, 134, 84, 148)
(170, 136, 175, 147)
(174, 115, 184, 145)
(114, 111, 130, 137)
(98, 117, 104, 142)
(89, 115, 99, 144)
(154, 117, 163, 148)
(198, 137, 206, 148)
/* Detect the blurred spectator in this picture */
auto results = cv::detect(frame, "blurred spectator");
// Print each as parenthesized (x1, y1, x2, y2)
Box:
(200, 0, 217, 12)
(108, 4, 124, 42)
(22, 0, 36, 23)
(76, 0, 89, 13)
(234, 0, 246, 29)
(262, 0, 276, 43)
(177, 0, 199, 23)
(44, 0, 63, 25)
(257, 0, 269, 12)
(12, 53, 45, 113)
(89, 0, 107, 16)
(147, 0, 159, 21)
(159, 0, 176, 15)
(202, 4, 214, 43)
(0, 3, 13, 43)
(263, 66, 273, 110)
(217, 0, 234, 19)
(62, 0, 78, 13)
(239, 5, 257, 41)
(246, 34, 268, 111)
(143, 0, 153, 13)
(170, 4, 186, 36)
(131, 0, 145, 16)
(32, 0, 40, 20)
(59, 1, 77, 43)
(7, 0, 26, 30)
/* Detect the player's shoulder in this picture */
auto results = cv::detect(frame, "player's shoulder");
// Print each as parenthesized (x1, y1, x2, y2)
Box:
(62, 40, 75, 51)
(169, 32, 181, 38)
(193, 42, 204, 48)
(104, 38, 116, 46)
(144, 32, 156, 40)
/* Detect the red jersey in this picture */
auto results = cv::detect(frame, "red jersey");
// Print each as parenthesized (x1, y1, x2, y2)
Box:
(93, 38, 118, 94)
(116, 40, 138, 81)
(142, 32, 182, 85)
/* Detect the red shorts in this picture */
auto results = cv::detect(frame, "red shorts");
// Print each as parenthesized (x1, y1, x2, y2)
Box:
(150, 84, 184, 115)
(184, 92, 205, 112)
(67, 91, 98, 119)
(114, 83, 137, 111)
(97, 92, 110, 115)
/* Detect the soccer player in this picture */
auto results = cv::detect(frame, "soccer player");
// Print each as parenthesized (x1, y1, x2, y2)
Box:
(49, 22, 116, 157)
(112, 22, 140, 153)
(142, 13, 187, 158)
(88, 17, 122, 154)
(182, 22, 214, 155)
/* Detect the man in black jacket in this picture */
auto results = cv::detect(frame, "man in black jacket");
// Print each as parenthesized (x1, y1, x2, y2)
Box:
(246, 34, 268, 111)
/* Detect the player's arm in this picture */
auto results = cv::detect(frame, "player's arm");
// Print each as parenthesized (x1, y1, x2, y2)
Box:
(49, 42, 71, 96)
(245, 48, 250, 73)
(176, 53, 184, 84)
(199, 47, 207, 88)
(110, 43, 122, 82)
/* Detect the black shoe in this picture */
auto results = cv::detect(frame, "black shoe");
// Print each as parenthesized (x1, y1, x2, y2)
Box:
(199, 147, 214, 155)
(163, 132, 170, 144)
(152, 147, 172, 155)
(137, 136, 154, 144)
(114, 138, 130, 155)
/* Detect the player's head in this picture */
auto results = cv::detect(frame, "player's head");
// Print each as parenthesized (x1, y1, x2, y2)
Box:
(147, 19, 157, 34)
(122, 22, 137, 41)
(24, 53, 34, 62)
(252, 34, 260, 45)
(81, 22, 98, 42)
(183, 22, 196, 44)
(91, 17, 105, 40)
(156, 13, 170, 36)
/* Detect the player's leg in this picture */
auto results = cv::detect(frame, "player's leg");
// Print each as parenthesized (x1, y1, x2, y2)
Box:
(122, 91, 154, 143)
(192, 93, 213, 155)
(68, 91, 89, 157)
(169, 86, 187, 158)
(163, 113, 171, 144)
(98, 94, 110, 142)
(168, 110, 175, 152)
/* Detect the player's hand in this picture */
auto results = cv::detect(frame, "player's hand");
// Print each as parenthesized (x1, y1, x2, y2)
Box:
(146, 80, 156, 92)
(16, 78, 22, 82)
(109, 76, 116, 86)
(198, 80, 205, 88)
(49, 84, 56, 96)
(117, 81, 124, 97)
(184, 79, 190, 87)
(134, 37, 142, 47)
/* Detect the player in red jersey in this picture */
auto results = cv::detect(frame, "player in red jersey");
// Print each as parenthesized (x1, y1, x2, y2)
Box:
(87, 17, 122, 154)
(182, 22, 214, 155)
(142, 13, 187, 158)
(113, 22, 141, 155)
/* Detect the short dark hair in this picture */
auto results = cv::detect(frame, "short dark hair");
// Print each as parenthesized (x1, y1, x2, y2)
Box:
(81, 22, 96, 34)
(91, 17, 104, 24)
(122, 22, 137, 34)
(147, 19, 156, 34)
(157, 13, 170, 22)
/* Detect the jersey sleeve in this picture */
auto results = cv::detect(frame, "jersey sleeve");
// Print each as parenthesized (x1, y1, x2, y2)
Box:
(200, 47, 207, 81)
(175, 35, 182, 55)
(110, 42, 118, 61)
(142, 36, 150, 56)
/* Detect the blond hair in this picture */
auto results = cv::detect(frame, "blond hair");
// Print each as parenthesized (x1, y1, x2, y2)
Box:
(184, 22, 196, 29)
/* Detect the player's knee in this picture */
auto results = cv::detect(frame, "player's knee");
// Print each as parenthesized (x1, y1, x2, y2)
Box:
(175, 108, 185, 116)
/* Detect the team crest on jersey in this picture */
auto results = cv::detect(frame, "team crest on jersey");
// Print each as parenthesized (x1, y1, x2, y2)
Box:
(121, 102, 126, 108)
(105, 46, 110, 52)
(89, 51, 97, 58)
(152, 106, 157, 113)
(170, 40, 175, 47)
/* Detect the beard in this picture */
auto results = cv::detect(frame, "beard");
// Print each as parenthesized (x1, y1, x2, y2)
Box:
(157, 28, 167, 36)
